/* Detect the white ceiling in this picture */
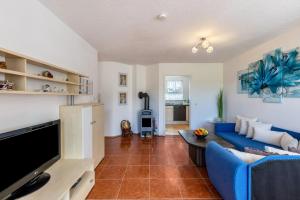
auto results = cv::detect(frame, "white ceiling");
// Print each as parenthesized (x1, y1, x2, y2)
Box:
(38, 0, 300, 64)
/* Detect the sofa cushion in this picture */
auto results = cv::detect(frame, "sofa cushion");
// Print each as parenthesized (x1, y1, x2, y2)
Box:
(246, 122, 272, 138)
(272, 126, 300, 140)
(235, 115, 242, 132)
(265, 146, 300, 155)
(244, 147, 278, 156)
(227, 148, 265, 163)
(280, 133, 298, 151)
(235, 115, 257, 132)
(216, 131, 280, 151)
(239, 117, 257, 135)
(253, 128, 284, 146)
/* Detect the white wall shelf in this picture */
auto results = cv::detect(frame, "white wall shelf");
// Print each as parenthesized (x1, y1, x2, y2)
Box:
(0, 47, 89, 96)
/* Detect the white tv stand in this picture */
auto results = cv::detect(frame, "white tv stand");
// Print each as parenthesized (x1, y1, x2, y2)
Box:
(19, 159, 95, 200)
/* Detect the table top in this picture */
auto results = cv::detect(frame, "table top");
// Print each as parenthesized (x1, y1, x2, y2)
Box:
(178, 129, 234, 149)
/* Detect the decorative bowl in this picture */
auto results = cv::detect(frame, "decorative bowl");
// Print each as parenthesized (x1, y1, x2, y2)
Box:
(193, 128, 208, 140)
(194, 134, 208, 140)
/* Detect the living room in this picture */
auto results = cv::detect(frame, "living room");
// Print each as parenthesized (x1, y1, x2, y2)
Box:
(1, 0, 300, 200)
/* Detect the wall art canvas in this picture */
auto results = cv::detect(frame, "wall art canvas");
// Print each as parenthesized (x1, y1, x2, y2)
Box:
(119, 73, 127, 87)
(247, 62, 261, 98)
(283, 67, 300, 97)
(237, 48, 300, 103)
(237, 69, 249, 94)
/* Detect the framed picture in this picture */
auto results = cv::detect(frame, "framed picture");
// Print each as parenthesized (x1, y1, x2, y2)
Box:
(119, 92, 127, 105)
(119, 73, 127, 87)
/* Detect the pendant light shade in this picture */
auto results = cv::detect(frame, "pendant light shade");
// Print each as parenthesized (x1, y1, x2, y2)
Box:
(192, 46, 198, 54)
(206, 46, 214, 53)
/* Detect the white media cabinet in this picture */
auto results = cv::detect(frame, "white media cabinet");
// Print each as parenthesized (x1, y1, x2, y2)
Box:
(20, 159, 95, 200)
(17, 103, 105, 199)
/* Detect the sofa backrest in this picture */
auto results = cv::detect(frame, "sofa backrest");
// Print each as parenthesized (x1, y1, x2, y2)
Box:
(271, 126, 300, 140)
(215, 122, 300, 140)
(249, 155, 300, 200)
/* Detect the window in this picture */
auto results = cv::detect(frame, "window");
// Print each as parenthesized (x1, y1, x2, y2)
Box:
(165, 80, 183, 100)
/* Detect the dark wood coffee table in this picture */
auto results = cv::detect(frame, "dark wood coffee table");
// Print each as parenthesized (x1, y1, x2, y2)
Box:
(179, 130, 234, 167)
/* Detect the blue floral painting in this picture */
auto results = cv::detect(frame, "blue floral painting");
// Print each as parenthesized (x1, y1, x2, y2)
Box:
(237, 48, 300, 103)
(237, 69, 249, 94)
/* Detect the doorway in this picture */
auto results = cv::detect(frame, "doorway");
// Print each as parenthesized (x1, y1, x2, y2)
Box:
(164, 76, 190, 135)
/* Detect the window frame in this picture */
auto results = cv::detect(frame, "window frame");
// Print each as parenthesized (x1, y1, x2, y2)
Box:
(165, 80, 184, 100)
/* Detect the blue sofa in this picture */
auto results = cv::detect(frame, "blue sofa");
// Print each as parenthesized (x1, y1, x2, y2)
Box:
(206, 123, 300, 200)
(214, 122, 300, 151)
(206, 141, 300, 200)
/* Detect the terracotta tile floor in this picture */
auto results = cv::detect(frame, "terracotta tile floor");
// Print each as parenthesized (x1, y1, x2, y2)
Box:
(165, 124, 189, 135)
(87, 135, 222, 200)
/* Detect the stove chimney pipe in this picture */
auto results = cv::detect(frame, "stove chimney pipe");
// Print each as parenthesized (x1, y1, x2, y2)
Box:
(138, 92, 150, 110)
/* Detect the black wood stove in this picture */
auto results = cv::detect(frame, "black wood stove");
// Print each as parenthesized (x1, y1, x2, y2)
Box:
(138, 92, 154, 137)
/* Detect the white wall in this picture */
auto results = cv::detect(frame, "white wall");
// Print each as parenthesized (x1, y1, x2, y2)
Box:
(224, 25, 300, 132)
(132, 65, 147, 132)
(145, 64, 160, 131)
(98, 62, 147, 136)
(99, 62, 223, 136)
(158, 63, 223, 134)
(0, 0, 98, 132)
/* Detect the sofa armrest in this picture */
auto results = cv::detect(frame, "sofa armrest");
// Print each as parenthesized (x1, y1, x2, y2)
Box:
(215, 122, 236, 133)
(249, 155, 300, 200)
(206, 141, 247, 200)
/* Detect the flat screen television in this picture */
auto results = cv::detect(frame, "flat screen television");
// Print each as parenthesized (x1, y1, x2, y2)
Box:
(0, 120, 60, 200)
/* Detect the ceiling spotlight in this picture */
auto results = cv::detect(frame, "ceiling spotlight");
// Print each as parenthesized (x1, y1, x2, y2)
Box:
(206, 46, 214, 53)
(192, 46, 199, 54)
(156, 13, 167, 21)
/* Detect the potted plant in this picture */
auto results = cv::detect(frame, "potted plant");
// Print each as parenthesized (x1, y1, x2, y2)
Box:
(216, 89, 223, 122)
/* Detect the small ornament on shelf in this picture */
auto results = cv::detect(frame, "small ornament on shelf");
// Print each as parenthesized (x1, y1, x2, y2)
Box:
(0, 62, 6, 69)
(41, 71, 53, 79)
(0, 80, 14, 90)
(42, 84, 51, 92)
(41, 84, 65, 93)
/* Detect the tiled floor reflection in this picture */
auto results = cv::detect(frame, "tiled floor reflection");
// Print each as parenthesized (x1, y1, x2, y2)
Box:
(87, 135, 222, 200)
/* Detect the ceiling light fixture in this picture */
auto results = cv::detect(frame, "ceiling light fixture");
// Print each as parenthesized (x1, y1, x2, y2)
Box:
(206, 46, 214, 54)
(201, 40, 210, 49)
(192, 46, 199, 54)
(192, 37, 214, 54)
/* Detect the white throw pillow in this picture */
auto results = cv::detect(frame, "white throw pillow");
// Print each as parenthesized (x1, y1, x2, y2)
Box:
(246, 122, 272, 138)
(246, 121, 262, 138)
(280, 133, 298, 151)
(253, 128, 284, 146)
(239, 117, 257, 135)
(265, 146, 300, 155)
(227, 148, 265, 163)
(235, 115, 242, 132)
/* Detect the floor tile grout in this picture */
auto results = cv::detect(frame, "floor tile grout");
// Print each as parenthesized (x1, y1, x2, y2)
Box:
(89, 135, 222, 200)
(115, 159, 128, 199)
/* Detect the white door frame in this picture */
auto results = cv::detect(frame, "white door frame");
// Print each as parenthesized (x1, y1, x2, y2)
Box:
(162, 75, 191, 135)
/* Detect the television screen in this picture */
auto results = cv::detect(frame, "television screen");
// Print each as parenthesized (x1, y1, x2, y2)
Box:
(0, 120, 60, 199)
